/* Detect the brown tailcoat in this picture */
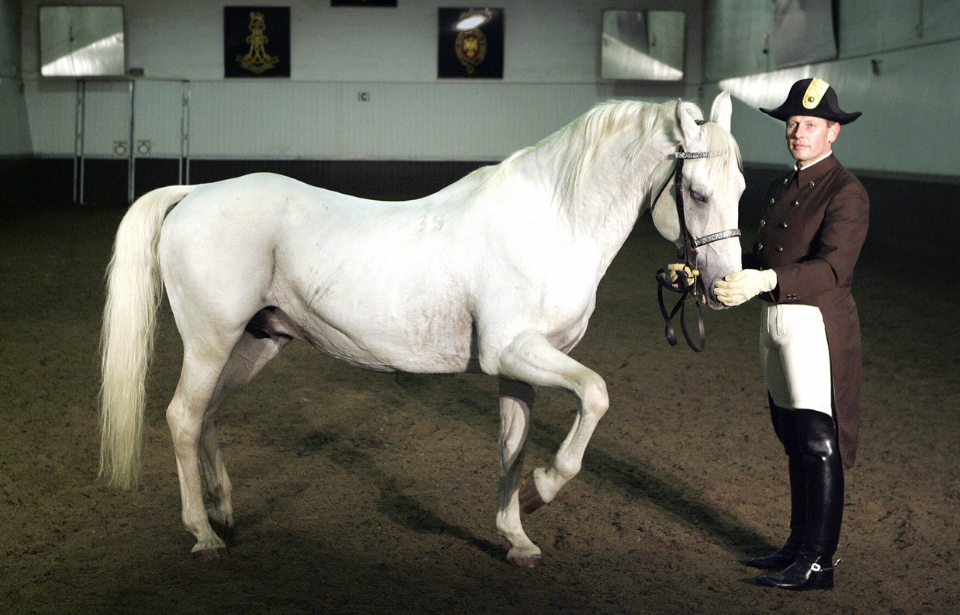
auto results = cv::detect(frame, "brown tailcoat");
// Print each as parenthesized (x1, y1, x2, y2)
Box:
(749, 154, 869, 468)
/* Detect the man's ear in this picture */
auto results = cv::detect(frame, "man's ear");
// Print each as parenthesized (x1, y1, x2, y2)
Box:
(828, 122, 841, 144)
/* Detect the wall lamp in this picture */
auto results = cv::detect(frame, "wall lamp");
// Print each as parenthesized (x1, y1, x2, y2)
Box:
(455, 9, 492, 31)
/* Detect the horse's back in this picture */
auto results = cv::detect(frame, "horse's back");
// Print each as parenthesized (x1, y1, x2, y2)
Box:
(158, 173, 481, 372)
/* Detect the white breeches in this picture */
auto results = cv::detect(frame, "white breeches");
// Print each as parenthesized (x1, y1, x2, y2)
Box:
(759, 303, 833, 416)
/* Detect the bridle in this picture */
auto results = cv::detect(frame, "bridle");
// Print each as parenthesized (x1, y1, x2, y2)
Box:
(653, 133, 741, 352)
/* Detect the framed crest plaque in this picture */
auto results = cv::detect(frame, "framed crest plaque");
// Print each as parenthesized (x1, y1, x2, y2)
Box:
(438, 8, 504, 79)
(224, 7, 291, 78)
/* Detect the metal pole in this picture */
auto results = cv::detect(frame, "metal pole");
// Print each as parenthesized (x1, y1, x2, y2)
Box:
(74, 79, 86, 204)
(128, 79, 136, 203)
(180, 80, 190, 185)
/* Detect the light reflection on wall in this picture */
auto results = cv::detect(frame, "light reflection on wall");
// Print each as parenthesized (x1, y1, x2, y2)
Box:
(41, 33, 125, 77)
(600, 10, 685, 82)
(719, 68, 815, 112)
(39, 5, 126, 77)
(601, 33, 683, 81)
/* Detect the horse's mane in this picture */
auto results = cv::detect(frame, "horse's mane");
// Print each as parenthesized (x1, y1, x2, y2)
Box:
(479, 99, 741, 210)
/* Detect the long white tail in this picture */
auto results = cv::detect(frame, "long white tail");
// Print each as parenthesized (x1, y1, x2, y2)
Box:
(99, 185, 196, 489)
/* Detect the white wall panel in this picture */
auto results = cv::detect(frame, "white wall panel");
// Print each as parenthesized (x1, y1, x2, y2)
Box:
(19, 0, 703, 83)
(708, 38, 960, 178)
(186, 80, 606, 160)
(841, 0, 960, 56)
(0, 0, 29, 156)
(23, 79, 76, 155)
(703, 0, 774, 82)
(703, 0, 960, 178)
(133, 80, 185, 157)
(0, 77, 31, 155)
(82, 81, 132, 158)
(18, 0, 705, 162)
(189, 81, 340, 158)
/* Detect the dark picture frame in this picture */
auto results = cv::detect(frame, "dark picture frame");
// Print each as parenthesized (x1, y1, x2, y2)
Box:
(224, 6, 291, 78)
(331, 1, 398, 7)
(437, 8, 504, 79)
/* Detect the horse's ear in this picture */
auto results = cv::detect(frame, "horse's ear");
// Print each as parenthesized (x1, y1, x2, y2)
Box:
(675, 99, 702, 145)
(710, 91, 733, 132)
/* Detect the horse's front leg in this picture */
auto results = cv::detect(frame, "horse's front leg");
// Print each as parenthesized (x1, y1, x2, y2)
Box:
(496, 377, 541, 567)
(498, 331, 609, 514)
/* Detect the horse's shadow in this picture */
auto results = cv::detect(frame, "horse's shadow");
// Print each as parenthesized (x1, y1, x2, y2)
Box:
(268, 372, 776, 564)
(289, 426, 508, 561)
(575, 432, 775, 559)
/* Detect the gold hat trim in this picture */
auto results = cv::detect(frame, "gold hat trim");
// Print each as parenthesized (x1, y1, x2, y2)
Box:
(803, 78, 830, 109)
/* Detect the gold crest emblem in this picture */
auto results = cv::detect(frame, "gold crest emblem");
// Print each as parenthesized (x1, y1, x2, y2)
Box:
(803, 78, 830, 109)
(237, 11, 279, 74)
(455, 15, 487, 74)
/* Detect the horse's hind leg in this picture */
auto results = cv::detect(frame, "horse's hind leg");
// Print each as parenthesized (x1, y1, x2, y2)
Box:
(496, 378, 541, 567)
(197, 330, 291, 544)
(169, 329, 289, 559)
(497, 331, 609, 516)
(198, 419, 233, 539)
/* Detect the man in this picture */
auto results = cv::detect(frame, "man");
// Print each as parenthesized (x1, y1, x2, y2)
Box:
(714, 77, 869, 591)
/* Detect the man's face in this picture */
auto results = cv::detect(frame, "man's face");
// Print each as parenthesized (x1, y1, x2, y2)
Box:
(785, 115, 840, 164)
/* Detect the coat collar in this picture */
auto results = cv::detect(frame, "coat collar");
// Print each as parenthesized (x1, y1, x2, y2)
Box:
(793, 153, 841, 187)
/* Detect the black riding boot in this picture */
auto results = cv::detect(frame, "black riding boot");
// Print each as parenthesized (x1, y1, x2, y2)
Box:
(747, 399, 805, 570)
(757, 409, 844, 591)
(748, 456, 805, 569)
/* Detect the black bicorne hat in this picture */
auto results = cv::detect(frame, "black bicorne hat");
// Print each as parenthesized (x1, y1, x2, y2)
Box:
(760, 78, 862, 125)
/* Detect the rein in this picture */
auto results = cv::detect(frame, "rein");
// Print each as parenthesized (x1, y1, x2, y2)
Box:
(654, 139, 741, 352)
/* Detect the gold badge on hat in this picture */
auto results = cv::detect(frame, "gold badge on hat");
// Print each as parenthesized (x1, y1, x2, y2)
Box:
(803, 78, 830, 109)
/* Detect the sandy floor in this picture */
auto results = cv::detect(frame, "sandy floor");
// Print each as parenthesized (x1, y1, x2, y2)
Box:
(1, 203, 957, 614)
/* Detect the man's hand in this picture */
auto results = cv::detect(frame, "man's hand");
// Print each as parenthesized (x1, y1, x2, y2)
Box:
(714, 269, 778, 306)
(662, 263, 699, 290)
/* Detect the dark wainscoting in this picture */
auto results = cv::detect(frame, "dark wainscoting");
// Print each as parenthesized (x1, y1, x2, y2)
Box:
(187, 159, 490, 202)
(0, 156, 74, 211)
(1, 157, 490, 212)
(3, 156, 957, 263)
(741, 166, 959, 264)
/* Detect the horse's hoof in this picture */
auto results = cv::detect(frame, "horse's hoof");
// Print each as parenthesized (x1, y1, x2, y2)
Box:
(519, 473, 546, 514)
(193, 546, 227, 561)
(209, 518, 235, 541)
(508, 553, 543, 568)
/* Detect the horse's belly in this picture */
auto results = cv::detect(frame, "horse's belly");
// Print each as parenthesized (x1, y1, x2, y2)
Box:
(277, 298, 476, 374)
(305, 322, 474, 373)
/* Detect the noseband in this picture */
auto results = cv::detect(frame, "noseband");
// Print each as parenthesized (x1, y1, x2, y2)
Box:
(654, 138, 741, 352)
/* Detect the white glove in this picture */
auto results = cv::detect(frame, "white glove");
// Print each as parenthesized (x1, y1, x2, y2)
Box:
(714, 269, 777, 307)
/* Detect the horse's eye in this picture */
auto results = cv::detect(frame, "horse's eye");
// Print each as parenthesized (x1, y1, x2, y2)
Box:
(691, 190, 709, 203)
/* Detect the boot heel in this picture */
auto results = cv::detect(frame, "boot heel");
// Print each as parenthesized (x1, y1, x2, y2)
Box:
(756, 556, 840, 591)
(814, 566, 834, 590)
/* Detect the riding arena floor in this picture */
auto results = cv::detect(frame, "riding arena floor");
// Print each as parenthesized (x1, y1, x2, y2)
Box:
(1, 202, 957, 615)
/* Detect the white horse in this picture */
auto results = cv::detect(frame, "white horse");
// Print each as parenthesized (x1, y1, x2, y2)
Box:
(100, 93, 744, 566)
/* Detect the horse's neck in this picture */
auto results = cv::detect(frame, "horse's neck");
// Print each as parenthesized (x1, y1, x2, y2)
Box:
(536, 130, 669, 262)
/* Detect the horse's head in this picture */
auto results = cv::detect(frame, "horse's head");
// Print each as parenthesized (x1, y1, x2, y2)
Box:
(652, 92, 745, 310)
